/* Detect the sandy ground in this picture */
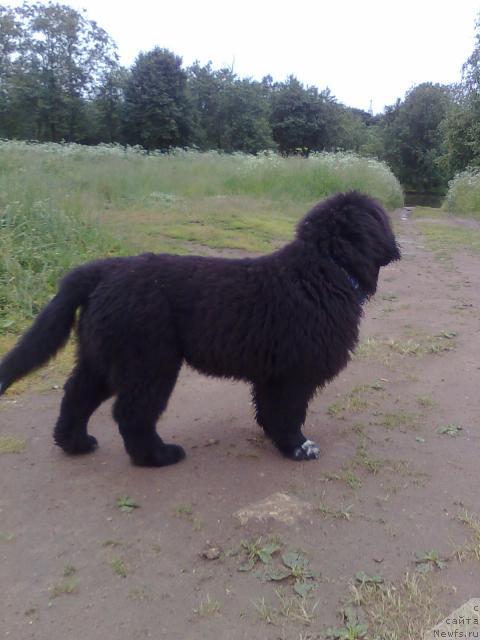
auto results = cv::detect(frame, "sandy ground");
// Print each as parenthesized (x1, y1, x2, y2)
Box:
(2, 210, 480, 639)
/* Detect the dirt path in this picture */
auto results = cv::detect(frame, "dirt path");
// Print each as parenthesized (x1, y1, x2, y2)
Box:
(2, 210, 480, 639)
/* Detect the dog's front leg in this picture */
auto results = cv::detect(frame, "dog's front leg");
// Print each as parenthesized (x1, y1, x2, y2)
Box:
(251, 380, 320, 461)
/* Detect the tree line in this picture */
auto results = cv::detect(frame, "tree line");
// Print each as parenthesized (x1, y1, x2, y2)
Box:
(1, 2, 479, 193)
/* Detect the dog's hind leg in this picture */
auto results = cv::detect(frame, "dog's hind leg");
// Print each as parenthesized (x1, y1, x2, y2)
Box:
(112, 367, 184, 467)
(54, 360, 111, 454)
(252, 380, 320, 461)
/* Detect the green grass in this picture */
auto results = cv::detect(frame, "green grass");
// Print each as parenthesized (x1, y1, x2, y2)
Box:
(418, 221, 480, 256)
(130, 196, 299, 254)
(376, 411, 417, 430)
(327, 381, 384, 418)
(50, 577, 79, 597)
(194, 594, 221, 617)
(354, 332, 455, 367)
(411, 206, 449, 220)
(0, 436, 26, 453)
(109, 556, 127, 578)
(0, 141, 402, 338)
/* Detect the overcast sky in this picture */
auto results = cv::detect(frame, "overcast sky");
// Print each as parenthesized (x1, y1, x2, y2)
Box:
(13, 0, 480, 113)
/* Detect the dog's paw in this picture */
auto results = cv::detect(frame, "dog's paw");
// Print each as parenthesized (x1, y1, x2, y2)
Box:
(56, 433, 98, 455)
(132, 443, 186, 467)
(292, 439, 320, 461)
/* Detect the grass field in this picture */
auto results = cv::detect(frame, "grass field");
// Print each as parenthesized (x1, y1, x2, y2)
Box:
(0, 141, 403, 334)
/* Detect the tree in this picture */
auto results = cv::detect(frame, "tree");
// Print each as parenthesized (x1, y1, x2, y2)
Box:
(187, 63, 233, 149)
(462, 14, 480, 93)
(124, 48, 192, 150)
(381, 83, 452, 192)
(334, 106, 372, 153)
(0, 6, 22, 137)
(441, 15, 480, 174)
(212, 77, 273, 152)
(92, 66, 130, 143)
(0, 2, 118, 141)
(270, 76, 340, 155)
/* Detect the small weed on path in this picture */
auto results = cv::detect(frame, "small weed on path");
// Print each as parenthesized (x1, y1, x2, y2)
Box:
(437, 424, 463, 437)
(194, 594, 221, 617)
(109, 556, 127, 578)
(239, 537, 281, 571)
(63, 564, 77, 577)
(326, 605, 368, 639)
(417, 395, 435, 408)
(317, 503, 354, 521)
(172, 503, 203, 531)
(0, 531, 15, 542)
(50, 568, 79, 598)
(116, 496, 140, 512)
(354, 571, 384, 587)
(414, 550, 447, 573)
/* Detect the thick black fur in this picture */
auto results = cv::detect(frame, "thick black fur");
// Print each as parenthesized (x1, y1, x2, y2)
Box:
(0, 192, 400, 467)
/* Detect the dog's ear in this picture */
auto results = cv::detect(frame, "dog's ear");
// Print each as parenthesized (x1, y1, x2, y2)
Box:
(330, 207, 399, 294)
(298, 192, 400, 296)
(330, 234, 381, 295)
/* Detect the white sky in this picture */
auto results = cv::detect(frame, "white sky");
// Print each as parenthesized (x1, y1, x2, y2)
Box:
(11, 0, 480, 113)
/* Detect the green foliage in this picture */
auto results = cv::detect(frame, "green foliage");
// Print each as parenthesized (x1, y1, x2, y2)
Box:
(414, 550, 447, 572)
(2, 2, 480, 202)
(462, 14, 480, 93)
(239, 537, 281, 570)
(109, 556, 127, 578)
(436, 424, 462, 437)
(188, 64, 274, 152)
(0, 436, 26, 453)
(270, 75, 340, 155)
(354, 571, 384, 587)
(441, 97, 480, 176)
(124, 47, 191, 150)
(443, 168, 480, 214)
(0, 2, 118, 142)
(327, 606, 368, 639)
(0, 141, 402, 334)
(381, 83, 452, 192)
(92, 66, 130, 144)
(441, 16, 480, 196)
(0, 141, 125, 333)
(116, 496, 140, 512)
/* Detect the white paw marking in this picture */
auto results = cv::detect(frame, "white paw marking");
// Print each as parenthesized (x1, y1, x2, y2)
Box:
(302, 440, 320, 457)
(293, 439, 320, 460)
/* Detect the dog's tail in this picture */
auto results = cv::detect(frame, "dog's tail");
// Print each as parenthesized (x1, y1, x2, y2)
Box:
(0, 263, 103, 396)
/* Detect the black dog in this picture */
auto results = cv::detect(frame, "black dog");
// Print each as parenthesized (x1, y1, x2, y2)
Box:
(0, 192, 400, 467)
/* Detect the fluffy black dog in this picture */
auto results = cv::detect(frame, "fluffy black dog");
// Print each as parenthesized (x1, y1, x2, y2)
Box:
(0, 192, 400, 467)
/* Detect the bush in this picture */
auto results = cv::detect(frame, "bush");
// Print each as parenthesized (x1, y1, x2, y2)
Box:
(443, 169, 480, 216)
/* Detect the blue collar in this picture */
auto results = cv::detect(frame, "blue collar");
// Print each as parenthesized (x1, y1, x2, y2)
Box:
(330, 259, 369, 305)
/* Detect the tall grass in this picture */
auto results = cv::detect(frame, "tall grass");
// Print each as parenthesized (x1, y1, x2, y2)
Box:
(0, 141, 403, 210)
(0, 198, 123, 333)
(443, 168, 480, 216)
(0, 141, 403, 334)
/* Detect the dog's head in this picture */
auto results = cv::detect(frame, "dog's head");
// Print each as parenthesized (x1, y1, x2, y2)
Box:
(296, 191, 401, 297)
